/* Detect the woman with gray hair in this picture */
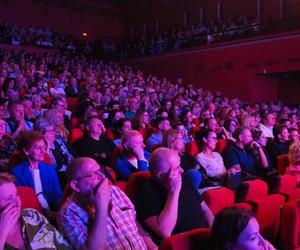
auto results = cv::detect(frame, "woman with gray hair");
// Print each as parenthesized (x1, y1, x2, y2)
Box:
(34, 118, 75, 187)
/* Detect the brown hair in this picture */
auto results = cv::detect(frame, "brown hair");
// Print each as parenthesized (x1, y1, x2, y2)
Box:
(162, 129, 181, 150)
(17, 131, 44, 151)
(210, 207, 254, 250)
(0, 172, 16, 186)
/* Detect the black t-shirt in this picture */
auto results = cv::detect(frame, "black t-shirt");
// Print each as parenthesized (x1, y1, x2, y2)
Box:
(72, 135, 116, 166)
(136, 175, 208, 241)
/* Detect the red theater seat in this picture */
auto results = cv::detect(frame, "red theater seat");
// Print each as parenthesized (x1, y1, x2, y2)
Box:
(159, 228, 211, 250)
(69, 128, 84, 144)
(18, 186, 43, 213)
(236, 179, 285, 243)
(66, 97, 79, 112)
(215, 139, 232, 154)
(70, 118, 80, 129)
(185, 141, 200, 157)
(277, 154, 289, 175)
(204, 187, 252, 215)
(274, 174, 300, 201)
(126, 171, 151, 205)
(204, 187, 235, 214)
(139, 127, 156, 140)
(281, 199, 300, 250)
(237, 179, 269, 202)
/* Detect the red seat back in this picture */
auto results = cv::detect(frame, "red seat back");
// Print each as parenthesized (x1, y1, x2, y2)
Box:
(70, 118, 80, 129)
(185, 141, 200, 157)
(215, 139, 231, 154)
(159, 228, 211, 250)
(281, 199, 300, 250)
(277, 154, 289, 175)
(254, 194, 285, 243)
(17, 186, 43, 213)
(68, 128, 84, 144)
(239, 179, 269, 201)
(204, 187, 235, 215)
(125, 171, 151, 205)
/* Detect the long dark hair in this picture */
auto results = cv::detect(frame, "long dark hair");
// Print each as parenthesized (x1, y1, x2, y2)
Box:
(210, 207, 254, 250)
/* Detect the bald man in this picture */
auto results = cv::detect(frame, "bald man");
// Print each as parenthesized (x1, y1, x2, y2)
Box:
(135, 148, 214, 242)
(58, 157, 157, 250)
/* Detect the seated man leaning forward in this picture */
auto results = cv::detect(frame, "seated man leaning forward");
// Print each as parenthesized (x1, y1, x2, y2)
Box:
(135, 148, 214, 242)
(57, 157, 157, 250)
(114, 130, 150, 181)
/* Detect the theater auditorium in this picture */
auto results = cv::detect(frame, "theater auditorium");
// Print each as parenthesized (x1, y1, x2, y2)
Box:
(0, 0, 300, 249)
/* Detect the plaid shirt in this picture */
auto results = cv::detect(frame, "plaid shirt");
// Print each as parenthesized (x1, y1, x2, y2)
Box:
(58, 186, 147, 250)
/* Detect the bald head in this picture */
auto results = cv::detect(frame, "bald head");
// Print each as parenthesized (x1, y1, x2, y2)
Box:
(149, 147, 181, 180)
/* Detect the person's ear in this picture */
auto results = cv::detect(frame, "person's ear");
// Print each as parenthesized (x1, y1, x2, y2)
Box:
(70, 180, 80, 193)
(203, 137, 208, 143)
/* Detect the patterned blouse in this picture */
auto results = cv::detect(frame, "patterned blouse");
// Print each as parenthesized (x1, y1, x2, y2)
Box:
(4, 208, 72, 250)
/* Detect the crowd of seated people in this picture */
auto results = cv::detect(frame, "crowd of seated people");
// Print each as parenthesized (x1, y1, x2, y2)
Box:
(123, 15, 262, 58)
(0, 22, 119, 59)
(0, 16, 263, 61)
(0, 44, 299, 249)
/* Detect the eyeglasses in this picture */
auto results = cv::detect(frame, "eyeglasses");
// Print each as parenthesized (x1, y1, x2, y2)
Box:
(74, 169, 104, 181)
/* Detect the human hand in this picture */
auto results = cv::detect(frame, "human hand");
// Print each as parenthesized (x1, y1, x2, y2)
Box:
(93, 178, 111, 211)
(262, 239, 276, 250)
(163, 168, 182, 195)
(132, 146, 145, 161)
(0, 201, 20, 237)
(227, 165, 241, 175)
(250, 141, 261, 149)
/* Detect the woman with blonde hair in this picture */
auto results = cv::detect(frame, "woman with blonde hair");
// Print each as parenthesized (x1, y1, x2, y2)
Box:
(286, 142, 300, 182)
(162, 129, 202, 189)
(242, 115, 258, 130)
(43, 108, 69, 141)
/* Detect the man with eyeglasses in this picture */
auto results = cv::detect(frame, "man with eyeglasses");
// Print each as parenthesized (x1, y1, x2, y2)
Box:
(57, 157, 157, 250)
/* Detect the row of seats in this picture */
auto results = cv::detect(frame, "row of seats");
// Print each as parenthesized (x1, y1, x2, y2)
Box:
(17, 171, 300, 249)
(159, 198, 300, 250)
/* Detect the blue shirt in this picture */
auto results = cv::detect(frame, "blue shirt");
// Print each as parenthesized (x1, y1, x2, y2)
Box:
(224, 144, 257, 175)
(114, 151, 150, 181)
(145, 134, 162, 152)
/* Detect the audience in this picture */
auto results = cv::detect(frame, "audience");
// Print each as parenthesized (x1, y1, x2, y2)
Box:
(286, 142, 300, 183)
(0, 118, 16, 169)
(0, 25, 299, 248)
(136, 148, 214, 242)
(163, 129, 201, 189)
(10, 131, 62, 212)
(224, 127, 269, 179)
(72, 117, 115, 167)
(259, 112, 276, 138)
(114, 130, 149, 181)
(0, 173, 72, 250)
(5, 101, 33, 138)
(267, 125, 290, 168)
(146, 117, 171, 152)
(58, 157, 157, 250)
(196, 129, 242, 189)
